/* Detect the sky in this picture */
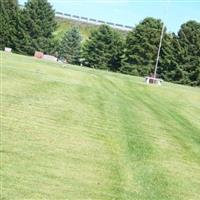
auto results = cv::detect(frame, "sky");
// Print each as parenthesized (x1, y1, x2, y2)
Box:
(19, 0, 200, 33)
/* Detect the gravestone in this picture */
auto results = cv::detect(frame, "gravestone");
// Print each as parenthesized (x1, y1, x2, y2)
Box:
(5, 47, 12, 53)
(34, 51, 44, 59)
(43, 55, 57, 62)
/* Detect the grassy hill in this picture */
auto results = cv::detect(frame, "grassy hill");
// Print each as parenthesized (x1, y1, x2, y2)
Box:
(54, 17, 127, 41)
(1, 52, 200, 199)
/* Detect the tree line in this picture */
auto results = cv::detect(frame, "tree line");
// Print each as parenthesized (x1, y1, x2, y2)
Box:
(1, 0, 200, 86)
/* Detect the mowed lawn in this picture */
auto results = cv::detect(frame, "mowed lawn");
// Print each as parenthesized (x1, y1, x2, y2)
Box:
(1, 52, 200, 199)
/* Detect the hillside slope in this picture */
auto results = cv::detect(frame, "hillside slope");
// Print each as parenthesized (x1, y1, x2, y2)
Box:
(1, 52, 200, 199)
(54, 17, 127, 40)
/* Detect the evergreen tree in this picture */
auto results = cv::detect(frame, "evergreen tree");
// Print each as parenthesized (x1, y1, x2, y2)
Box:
(58, 27, 82, 65)
(158, 33, 184, 83)
(177, 21, 200, 86)
(159, 21, 200, 86)
(108, 30, 124, 72)
(122, 17, 165, 76)
(0, 0, 19, 50)
(19, 0, 57, 55)
(83, 25, 124, 71)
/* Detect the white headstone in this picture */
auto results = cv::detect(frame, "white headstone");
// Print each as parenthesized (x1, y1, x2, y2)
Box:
(5, 47, 12, 53)
(145, 77, 163, 86)
(43, 55, 57, 62)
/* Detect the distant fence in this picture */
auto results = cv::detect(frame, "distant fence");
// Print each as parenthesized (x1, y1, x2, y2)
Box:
(55, 12, 133, 31)
(18, 4, 133, 31)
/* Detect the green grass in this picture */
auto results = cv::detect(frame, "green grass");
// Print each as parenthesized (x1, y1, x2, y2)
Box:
(1, 52, 200, 199)
(54, 17, 127, 41)
(54, 17, 97, 41)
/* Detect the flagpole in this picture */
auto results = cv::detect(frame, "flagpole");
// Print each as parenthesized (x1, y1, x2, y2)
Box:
(154, 23, 165, 78)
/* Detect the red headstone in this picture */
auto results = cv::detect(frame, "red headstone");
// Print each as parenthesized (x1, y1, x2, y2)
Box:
(34, 51, 44, 59)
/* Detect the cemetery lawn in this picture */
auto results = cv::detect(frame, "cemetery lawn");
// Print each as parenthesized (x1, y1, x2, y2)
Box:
(1, 52, 200, 199)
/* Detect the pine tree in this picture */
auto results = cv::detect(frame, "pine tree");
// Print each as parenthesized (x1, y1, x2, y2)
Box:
(19, 0, 57, 55)
(0, 0, 19, 50)
(177, 21, 200, 86)
(108, 30, 124, 72)
(123, 17, 164, 76)
(83, 25, 124, 71)
(58, 27, 82, 65)
(158, 33, 184, 83)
